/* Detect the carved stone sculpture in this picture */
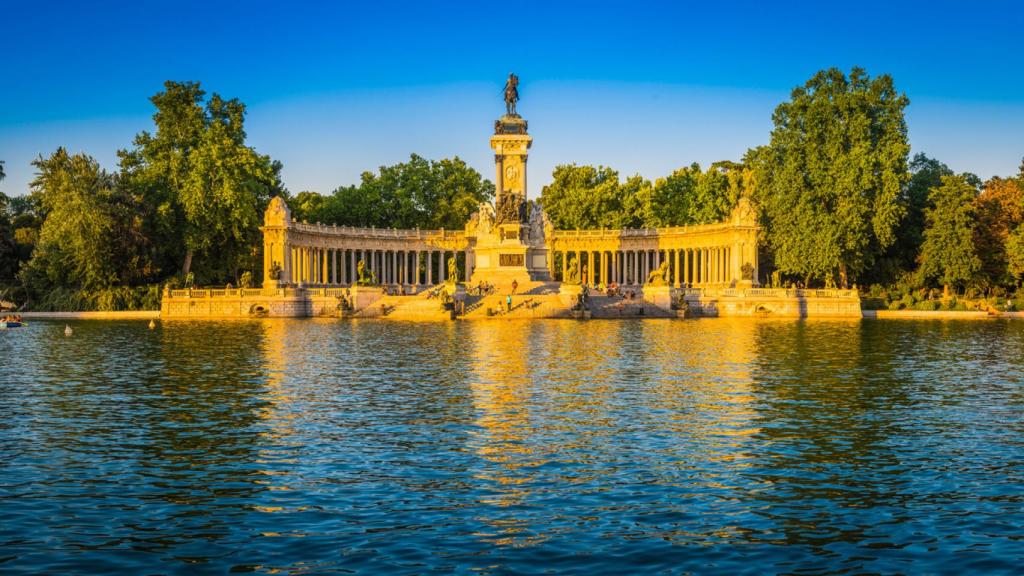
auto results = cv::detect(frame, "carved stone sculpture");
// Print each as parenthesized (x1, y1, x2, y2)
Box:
(565, 257, 581, 285)
(504, 73, 519, 116)
(647, 260, 669, 286)
(447, 255, 459, 284)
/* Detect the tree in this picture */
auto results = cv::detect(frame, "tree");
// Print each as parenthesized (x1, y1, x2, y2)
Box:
(891, 154, 953, 272)
(919, 175, 981, 296)
(119, 81, 284, 284)
(649, 162, 744, 227)
(973, 176, 1024, 288)
(540, 164, 646, 229)
(749, 67, 910, 287)
(20, 149, 130, 292)
(1007, 224, 1024, 285)
(307, 155, 492, 230)
(287, 190, 329, 223)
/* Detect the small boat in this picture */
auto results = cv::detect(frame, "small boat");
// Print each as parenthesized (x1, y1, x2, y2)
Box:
(0, 321, 26, 329)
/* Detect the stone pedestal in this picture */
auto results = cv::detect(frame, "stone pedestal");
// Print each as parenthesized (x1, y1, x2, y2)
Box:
(559, 284, 585, 307)
(469, 113, 551, 287)
(642, 285, 677, 312)
(349, 285, 383, 312)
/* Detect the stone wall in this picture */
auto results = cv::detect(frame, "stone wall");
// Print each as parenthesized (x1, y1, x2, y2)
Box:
(685, 288, 862, 318)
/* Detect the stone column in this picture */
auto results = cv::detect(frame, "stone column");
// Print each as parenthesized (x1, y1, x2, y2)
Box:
(684, 249, 690, 287)
(561, 250, 567, 282)
(281, 244, 290, 285)
(464, 251, 470, 282)
(674, 249, 681, 287)
(702, 248, 707, 285)
(427, 251, 433, 284)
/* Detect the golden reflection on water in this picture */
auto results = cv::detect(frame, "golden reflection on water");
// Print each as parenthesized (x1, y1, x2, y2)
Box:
(462, 319, 771, 545)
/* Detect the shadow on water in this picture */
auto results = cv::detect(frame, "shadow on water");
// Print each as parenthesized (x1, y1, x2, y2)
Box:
(0, 318, 1022, 574)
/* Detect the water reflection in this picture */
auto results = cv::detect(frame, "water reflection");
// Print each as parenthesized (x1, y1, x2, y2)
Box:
(1, 318, 1022, 574)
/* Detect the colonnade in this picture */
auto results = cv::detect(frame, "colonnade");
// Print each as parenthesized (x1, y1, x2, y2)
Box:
(552, 246, 735, 287)
(283, 246, 470, 287)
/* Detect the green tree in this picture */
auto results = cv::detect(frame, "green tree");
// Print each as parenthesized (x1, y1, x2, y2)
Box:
(1007, 224, 1024, 285)
(540, 164, 640, 229)
(19, 149, 133, 292)
(287, 190, 328, 223)
(749, 67, 910, 287)
(311, 155, 492, 230)
(0, 161, 13, 282)
(119, 81, 284, 284)
(891, 154, 953, 273)
(649, 162, 743, 227)
(919, 175, 981, 296)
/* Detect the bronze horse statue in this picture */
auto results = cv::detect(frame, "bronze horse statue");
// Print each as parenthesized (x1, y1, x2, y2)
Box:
(504, 73, 519, 116)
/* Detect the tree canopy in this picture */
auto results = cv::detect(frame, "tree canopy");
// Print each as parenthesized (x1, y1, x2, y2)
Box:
(19, 148, 149, 293)
(119, 81, 284, 283)
(539, 162, 742, 230)
(289, 154, 492, 230)
(919, 174, 982, 293)
(749, 67, 910, 287)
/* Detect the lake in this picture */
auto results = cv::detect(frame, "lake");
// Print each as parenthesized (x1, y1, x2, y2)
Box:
(1, 318, 1022, 574)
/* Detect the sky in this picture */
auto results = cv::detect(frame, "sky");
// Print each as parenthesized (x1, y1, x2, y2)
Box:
(2, 0, 1023, 199)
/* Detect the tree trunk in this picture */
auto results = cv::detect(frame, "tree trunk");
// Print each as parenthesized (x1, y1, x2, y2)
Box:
(943, 283, 950, 299)
(838, 263, 849, 289)
(182, 250, 194, 279)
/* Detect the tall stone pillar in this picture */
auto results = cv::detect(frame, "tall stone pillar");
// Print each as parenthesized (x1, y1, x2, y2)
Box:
(427, 251, 433, 285)
(321, 249, 328, 285)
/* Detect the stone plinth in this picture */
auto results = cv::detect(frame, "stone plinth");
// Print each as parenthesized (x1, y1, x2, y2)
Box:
(642, 285, 677, 312)
(349, 285, 383, 312)
(558, 284, 584, 307)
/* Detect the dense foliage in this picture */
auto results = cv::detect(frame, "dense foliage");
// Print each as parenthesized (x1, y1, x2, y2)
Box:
(748, 67, 910, 288)
(919, 175, 983, 294)
(288, 154, 492, 230)
(538, 162, 745, 229)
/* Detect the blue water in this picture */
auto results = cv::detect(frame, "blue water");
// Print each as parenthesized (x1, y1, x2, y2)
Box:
(1, 318, 1022, 574)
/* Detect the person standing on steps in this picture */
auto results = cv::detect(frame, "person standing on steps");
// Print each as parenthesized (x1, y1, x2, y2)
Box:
(506, 293, 512, 313)
(511, 279, 518, 296)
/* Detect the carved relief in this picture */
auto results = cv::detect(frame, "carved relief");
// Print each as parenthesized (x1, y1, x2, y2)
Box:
(264, 196, 291, 227)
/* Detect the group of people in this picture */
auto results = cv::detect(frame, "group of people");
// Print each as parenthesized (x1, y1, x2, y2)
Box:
(2, 314, 23, 323)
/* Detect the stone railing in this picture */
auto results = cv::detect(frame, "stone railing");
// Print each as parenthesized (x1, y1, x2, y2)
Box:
(694, 287, 859, 299)
(168, 288, 305, 298)
(290, 222, 465, 240)
(551, 220, 745, 239)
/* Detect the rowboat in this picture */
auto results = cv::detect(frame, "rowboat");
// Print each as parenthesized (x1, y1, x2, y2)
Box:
(0, 321, 25, 329)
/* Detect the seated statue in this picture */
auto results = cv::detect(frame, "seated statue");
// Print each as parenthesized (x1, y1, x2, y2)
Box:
(646, 260, 669, 286)
(565, 257, 581, 285)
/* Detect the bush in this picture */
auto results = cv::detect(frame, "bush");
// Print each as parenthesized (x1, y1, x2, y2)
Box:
(900, 294, 915, 309)
(913, 299, 941, 311)
(861, 297, 886, 310)
(28, 284, 163, 311)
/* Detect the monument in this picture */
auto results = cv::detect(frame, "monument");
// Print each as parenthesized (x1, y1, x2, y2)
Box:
(468, 73, 552, 286)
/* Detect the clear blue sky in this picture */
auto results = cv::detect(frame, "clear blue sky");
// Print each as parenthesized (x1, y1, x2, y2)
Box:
(2, 0, 1023, 199)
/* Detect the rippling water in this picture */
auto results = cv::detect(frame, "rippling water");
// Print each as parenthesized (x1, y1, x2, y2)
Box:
(1, 318, 1023, 574)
